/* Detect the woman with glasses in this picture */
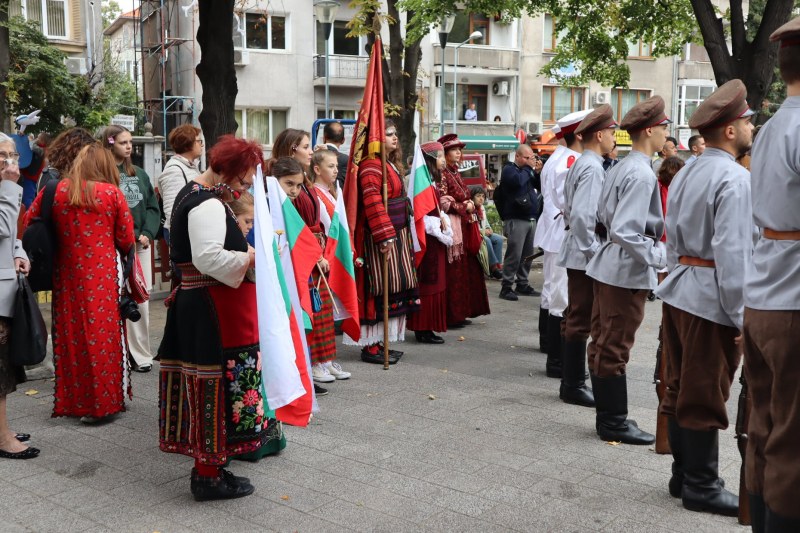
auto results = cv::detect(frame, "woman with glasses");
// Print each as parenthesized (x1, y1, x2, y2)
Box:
(344, 121, 420, 364)
(157, 124, 204, 245)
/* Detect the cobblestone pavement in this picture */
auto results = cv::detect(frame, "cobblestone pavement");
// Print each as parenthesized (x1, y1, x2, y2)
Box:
(1, 269, 748, 532)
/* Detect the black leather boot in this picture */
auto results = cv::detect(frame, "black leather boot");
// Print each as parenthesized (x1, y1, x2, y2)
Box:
(592, 374, 655, 445)
(680, 428, 738, 516)
(545, 314, 563, 378)
(749, 493, 766, 533)
(559, 339, 595, 407)
(667, 418, 683, 498)
(538, 307, 549, 353)
(190, 468, 255, 502)
(765, 506, 800, 532)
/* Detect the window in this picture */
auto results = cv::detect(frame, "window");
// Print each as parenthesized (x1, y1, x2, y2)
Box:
(9, 0, 67, 38)
(236, 12, 286, 50)
(627, 39, 653, 58)
(678, 84, 716, 126)
(316, 20, 363, 56)
(543, 14, 565, 52)
(443, 83, 488, 121)
(316, 109, 356, 120)
(612, 89, 651, 123)
(448, 13, 490, 45)
(235, 109, 288, 145)
(542, 86, 586, 123)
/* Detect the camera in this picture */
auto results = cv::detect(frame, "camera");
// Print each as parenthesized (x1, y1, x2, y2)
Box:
(119, 295, 141, 322)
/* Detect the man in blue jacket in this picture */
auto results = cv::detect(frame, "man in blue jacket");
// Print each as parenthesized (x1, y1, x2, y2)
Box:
(497, 143, 542, 301)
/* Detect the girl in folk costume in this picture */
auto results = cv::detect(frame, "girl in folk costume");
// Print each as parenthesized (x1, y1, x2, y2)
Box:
(344, 120, 420, 364)
(407, 141, 452, 344)
(158, 136, 283, 501)
(436, 134, 490, 327)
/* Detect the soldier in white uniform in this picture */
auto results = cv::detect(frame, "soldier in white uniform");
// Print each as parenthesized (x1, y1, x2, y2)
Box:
(655, 79, 755, 517)
(742, 16, 800, 531)
(557, 104, 618, 408)
(534, 109, 591, 378)
(585, 96, 669, 445)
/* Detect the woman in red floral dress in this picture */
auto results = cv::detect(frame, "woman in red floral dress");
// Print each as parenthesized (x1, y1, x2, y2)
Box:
(25, 144, 135, 421)
(437, 134, 490, 327)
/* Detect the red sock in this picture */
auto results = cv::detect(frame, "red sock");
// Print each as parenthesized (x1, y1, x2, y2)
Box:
(195, 461, 219, 477)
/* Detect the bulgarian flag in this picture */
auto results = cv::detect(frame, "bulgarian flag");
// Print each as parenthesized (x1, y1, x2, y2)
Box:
(253, 169, 314, 425)
(406, 144, 439, 266)
(319, 184, 360, 341)
(267, 177, 323, 324)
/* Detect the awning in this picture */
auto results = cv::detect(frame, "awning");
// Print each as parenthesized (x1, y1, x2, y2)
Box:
(460, 135, 521, 153)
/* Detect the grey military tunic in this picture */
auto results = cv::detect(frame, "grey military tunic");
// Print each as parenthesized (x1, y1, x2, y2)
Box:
(558, 150, 604, 271)
(654, 148, 753, 330)
(586, 150, 666, 289)
(745, 96, 800, 311)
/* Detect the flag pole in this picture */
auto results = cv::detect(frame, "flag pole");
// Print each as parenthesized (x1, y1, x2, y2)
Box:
(381, 139, 390, 370)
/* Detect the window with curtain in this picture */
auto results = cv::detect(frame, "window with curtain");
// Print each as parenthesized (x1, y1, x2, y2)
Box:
(612, 89, 651, 122)
(448, 13, 490, 45)
(542, 86, 586, 123)
(679, 85, 715, 126)
(9, 0, 66, 38)
(244, 12, 286, 50)
(236, 109, 289, 145)
(627, 39, 653, 58)
(543, 14, 565, 52)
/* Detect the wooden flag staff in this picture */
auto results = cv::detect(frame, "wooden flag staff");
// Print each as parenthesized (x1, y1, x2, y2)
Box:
(381, 138, 390, 370)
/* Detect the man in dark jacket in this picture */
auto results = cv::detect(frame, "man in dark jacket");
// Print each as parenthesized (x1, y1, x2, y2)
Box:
(323, 121, 350, 188)
(497, 144, 542, 301)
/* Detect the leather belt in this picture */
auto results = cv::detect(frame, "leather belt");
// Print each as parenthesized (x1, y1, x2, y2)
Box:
(764, 228, 800, 240)
(679, 256, 716, 268)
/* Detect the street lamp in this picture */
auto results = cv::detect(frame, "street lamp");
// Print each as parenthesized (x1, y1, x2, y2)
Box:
(314, 0, 341, 119)
(438, 14, 455, 136)
(453, 31, 483, 134)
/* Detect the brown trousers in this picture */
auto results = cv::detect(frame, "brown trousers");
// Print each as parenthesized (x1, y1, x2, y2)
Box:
(589, 281, 648, 377)
(564, 269, 594, 342)
(743, 308, 800, 519)
(659, 304, 740, 430)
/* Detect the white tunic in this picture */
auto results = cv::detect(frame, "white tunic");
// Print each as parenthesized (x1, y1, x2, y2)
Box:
(534, 145, 571, 252)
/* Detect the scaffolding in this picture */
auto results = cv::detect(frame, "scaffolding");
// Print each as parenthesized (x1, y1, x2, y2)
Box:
(137, 0, 196, 144)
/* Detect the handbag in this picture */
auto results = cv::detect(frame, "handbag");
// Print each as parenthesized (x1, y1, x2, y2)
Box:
(10, 274, 48, 366)
(22, 179, 58, 292)
(463, 218, 483, 256)
(122, 247, 150, 304)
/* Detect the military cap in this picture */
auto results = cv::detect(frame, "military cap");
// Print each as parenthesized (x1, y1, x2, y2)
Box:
(557, 109, 593, 136)
(436, 133, 466, 152)
(575, 104, 618, 135)
(620, 95, 671, 132)
(688, 79, 754, 131)
(771, 16, 800, 47)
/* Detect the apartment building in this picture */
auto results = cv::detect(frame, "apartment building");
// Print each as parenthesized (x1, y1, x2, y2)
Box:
(9, 0, 103, 77)
(104, 9, 143, 98)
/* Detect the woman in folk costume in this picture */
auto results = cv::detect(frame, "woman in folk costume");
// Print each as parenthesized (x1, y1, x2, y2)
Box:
(407, 141, 451, 344)
(158, 136, 283, 501)
(437, 133, 490, 327)
(344, 120, 420, 364)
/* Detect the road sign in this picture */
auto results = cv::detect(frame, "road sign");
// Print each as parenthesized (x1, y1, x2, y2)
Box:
(111, 114, 135, 130)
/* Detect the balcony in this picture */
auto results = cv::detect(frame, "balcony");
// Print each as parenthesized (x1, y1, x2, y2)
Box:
(313, 55, 370, 88)
(433, 45, 519, 72)
(426, 121, 516, 143)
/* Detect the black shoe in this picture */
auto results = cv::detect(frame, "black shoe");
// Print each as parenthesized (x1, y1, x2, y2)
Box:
(499, 287, 518, 301)
(376, 343, 403, 357)
(0, 446, 40, 459)
(559, 340, 595, 407)
(314, 383, 329, 396)
(14, 433, 30, 442)
(133, 363, 153, 373)
(538, 307, 549, 354)
(680, 427, 738, 516)
(221, 469, 250, 486)
(592, 374, 655, 445)
(415, 331, 445, 344)
(448, 320, 473, 329)
(190, 468, 254, 502)
(360, 348, 400, 365)
(545, 315, 564, 379)
(490, 269, 503, 280)
(515, 285, 540, 296)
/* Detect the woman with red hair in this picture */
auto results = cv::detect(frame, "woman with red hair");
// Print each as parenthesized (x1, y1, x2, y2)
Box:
(157, 135, 283, 501)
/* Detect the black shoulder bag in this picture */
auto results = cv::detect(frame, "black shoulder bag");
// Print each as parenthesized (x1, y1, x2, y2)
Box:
(22, 179, 58, 292)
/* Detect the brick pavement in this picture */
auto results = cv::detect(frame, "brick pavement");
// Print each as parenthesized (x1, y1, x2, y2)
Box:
(1, 270, 749, 532)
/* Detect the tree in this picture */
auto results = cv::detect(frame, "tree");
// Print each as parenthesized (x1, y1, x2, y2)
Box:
(102, 0, 122, 30)
(401, 0, 796, 120)
(0, 0, 11, 132)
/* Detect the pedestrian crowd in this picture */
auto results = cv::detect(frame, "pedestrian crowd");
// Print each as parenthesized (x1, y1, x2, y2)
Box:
(0, 17, 797, 531)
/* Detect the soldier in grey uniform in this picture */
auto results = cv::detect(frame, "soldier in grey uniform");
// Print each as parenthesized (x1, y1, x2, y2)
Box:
(655, 79, 755, 517)
(743, 16, 800, 532)
(557, 104, 618, 408)
(585, 96, 669, 445)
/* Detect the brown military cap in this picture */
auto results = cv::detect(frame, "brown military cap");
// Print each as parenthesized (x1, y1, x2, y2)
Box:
(770, 16, 800, 47)
(575, 104, 618, 135)
(688, 79, 754, 131)
(620, 95, 671, 132)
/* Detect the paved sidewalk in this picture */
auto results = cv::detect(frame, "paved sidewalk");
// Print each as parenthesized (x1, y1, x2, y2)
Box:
(1, 270, 748, 532)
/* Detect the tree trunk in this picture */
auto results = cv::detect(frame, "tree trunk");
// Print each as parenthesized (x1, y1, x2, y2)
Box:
(195, 0, 237, 148)
(0, 0, 11, 132)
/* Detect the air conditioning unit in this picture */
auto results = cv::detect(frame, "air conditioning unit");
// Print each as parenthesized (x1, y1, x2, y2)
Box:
(525, 121, 543, 135)
(492, 80, 510, 96)
(64, 57, 88, 75)
(233, 49, 250, 67)
(593, 90, 611, 105)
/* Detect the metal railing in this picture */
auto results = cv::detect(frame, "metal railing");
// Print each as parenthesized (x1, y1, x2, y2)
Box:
(313, 54, 369, 80)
